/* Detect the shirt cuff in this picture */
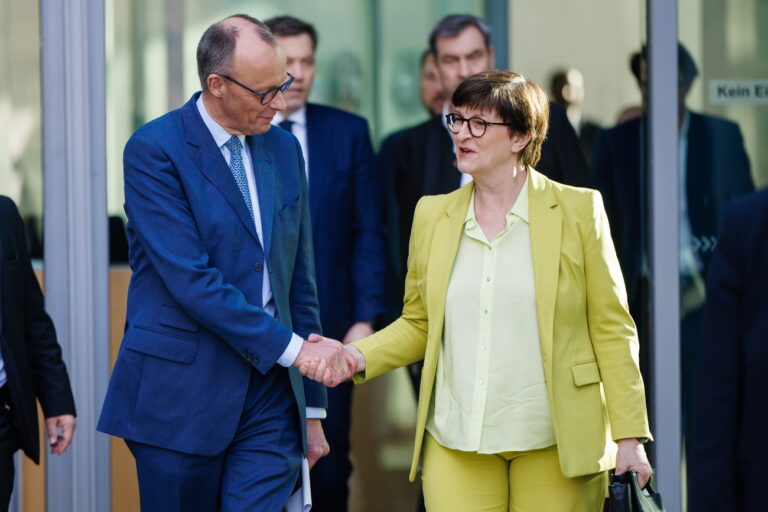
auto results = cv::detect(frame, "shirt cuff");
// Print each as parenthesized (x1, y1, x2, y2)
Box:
(276, 333, 304, 367)
(306, 407, 327, 419)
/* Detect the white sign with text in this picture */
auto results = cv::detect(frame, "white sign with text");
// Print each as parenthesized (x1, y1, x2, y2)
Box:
(709, 80, 768, 105)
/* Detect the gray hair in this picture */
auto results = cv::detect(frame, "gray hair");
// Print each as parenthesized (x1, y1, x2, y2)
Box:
(428, 14, 492, 57)
(196, 14, 277, 90)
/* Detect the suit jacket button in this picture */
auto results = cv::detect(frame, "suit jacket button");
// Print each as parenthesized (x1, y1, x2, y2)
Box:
(254, 263, 263, 272)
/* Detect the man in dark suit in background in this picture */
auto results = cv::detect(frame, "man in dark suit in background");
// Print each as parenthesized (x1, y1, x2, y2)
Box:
(0, 196, 76, 508)
(592, 42, 754, 462)
(689, 189, 768, 511)
(98, 15, 353, 510)
(380, 13, 590, 396)
(266, 16, 386, 512)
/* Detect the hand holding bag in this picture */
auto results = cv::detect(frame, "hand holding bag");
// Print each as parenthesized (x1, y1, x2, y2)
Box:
(604, 470, 664, 512)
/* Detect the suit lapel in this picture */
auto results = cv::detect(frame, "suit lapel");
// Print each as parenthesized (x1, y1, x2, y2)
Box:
(247, 135, 275, 258)
(528, 170, 562, 370)
(181, 95, 261, 246)
(425, 185, 472, 362)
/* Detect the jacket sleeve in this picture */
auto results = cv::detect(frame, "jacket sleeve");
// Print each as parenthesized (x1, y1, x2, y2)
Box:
(6, 198, 76, 418)
(582, 190, 652, 441)
(688, 204, 743, 511)
(353, 198, 430, 382)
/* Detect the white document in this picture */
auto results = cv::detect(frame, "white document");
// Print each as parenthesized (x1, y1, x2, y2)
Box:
(286, 457, 312, 512)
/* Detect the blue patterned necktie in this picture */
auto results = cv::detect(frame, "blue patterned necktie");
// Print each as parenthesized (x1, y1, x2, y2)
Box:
(224, 136, 254, 221)
(278, 120, 294, 133)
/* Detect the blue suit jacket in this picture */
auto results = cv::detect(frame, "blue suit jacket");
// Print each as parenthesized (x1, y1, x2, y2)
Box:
(689, 189, 768, 511)
(304, 104, 385, 339)
(98, 94, 325, 456)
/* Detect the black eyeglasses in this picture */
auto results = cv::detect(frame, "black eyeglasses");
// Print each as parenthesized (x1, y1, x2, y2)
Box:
(445, 112, 513, 138)
(220, 73, 294, 105)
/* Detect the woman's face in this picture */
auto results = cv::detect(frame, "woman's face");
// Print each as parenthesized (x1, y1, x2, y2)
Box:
(452, 106, 522, 178)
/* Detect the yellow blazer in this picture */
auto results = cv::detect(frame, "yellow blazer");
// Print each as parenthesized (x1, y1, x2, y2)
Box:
(353, 169, 652, 480)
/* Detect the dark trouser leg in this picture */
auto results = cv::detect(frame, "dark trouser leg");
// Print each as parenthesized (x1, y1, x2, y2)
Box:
(0, 404, 18, 510)
(310, 381, 353, 512)
(220, 366, 301, 512)
(127, 440, 224, 512)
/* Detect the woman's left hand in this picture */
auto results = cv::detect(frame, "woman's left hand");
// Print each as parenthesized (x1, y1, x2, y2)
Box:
(615, 438, 652, 488)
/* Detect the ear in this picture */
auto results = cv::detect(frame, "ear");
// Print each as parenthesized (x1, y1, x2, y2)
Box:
(510, 133, 532, 153)
(487, 45, 496, 69)
(207, 74, 226, 98)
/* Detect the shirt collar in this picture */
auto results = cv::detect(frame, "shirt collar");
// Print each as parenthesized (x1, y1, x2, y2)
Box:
(196, 94, 245, 149)
(464, 176, 530, 230)
(273, 106, 307, 127)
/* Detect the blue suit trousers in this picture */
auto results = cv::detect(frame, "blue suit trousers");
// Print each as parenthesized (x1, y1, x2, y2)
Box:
(127, 366, 301, 511)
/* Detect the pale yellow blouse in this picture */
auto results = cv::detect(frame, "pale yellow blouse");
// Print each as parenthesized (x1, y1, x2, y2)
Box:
(426, 179, 556, 454)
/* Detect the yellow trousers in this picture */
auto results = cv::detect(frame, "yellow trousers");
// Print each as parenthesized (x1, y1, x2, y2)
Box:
(422, 434, 606, 512)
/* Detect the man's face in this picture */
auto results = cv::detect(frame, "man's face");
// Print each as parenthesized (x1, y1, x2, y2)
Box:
(275, 33, 316, 115)
(420, 52, 446, 116)
(214, 31, 288, 135)
(434, 26, 494, 98)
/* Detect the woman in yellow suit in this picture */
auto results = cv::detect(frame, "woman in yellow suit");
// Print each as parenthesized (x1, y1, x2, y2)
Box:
(303, 70, 652, 511)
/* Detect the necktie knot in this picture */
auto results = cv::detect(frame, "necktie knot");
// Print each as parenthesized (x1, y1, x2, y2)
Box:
(225, 135, 242, 153)
(278, 120, 294, 133)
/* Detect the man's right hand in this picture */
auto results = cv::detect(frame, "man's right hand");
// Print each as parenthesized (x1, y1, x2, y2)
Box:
(293, 335, 354, 387)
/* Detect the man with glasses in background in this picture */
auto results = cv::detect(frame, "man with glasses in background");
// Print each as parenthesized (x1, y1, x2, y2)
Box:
(264, 16, 386, 512)
(98, 14, 354, 510)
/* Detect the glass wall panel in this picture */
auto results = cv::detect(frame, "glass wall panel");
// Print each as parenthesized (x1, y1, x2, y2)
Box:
(679, 0, 768, 508)
(0, 0, 43, 258)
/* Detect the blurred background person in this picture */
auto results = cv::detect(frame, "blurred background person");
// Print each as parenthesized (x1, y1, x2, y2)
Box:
(309, 70, 652, 511)
(419, 49, 445, 117)
(689, 188, 768, 511)
(266, 16, 387, 512)
(0, 195, 76, 508)
(550, 68, 601, 166)
(614, 52, 644, 124)
(592, 41, 754, 466)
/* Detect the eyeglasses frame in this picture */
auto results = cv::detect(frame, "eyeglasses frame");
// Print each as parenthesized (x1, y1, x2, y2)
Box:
(445, 112, 514, 138)
(220, 73, 295, 105)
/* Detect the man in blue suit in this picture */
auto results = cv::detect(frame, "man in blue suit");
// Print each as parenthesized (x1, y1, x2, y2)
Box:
(98, 15, 354, 511)
(265, 16, 386, 512)
(689, 189, 768, 511)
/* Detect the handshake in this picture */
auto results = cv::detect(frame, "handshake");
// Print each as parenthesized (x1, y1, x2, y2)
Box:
(292, 334, 366, 387)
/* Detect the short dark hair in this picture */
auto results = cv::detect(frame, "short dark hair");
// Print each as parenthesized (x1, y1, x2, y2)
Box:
(633, 42, 699, 91)
(452, 71, 550, 168)
(196, 14, 276, 90)
(429, 14, 492, 57)
(265, 16, 318, 51)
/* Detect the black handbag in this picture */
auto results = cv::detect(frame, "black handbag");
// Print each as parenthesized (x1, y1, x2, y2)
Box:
(604, 470, 665, 512)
